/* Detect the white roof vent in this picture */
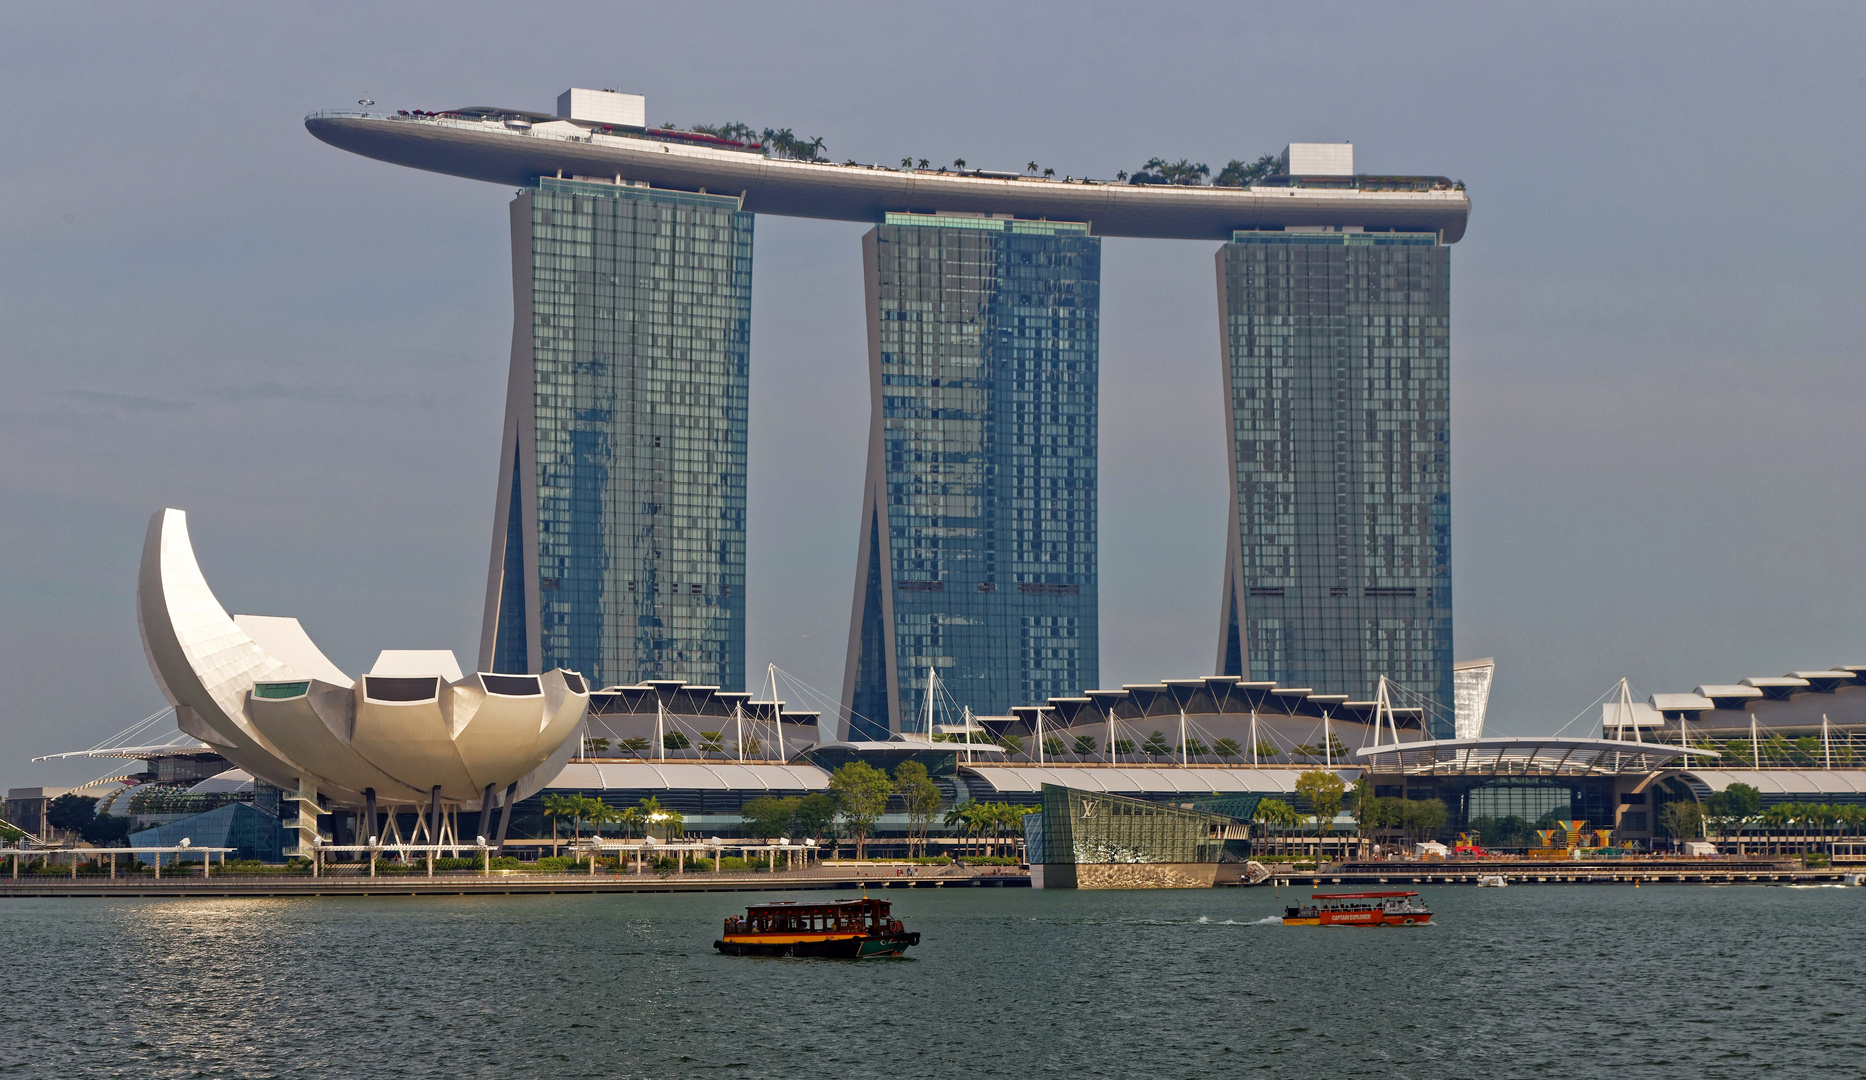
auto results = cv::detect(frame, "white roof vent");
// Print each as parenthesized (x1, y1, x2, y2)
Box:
(1282, 142, 1354, 176)
(557, 88, 645, 129)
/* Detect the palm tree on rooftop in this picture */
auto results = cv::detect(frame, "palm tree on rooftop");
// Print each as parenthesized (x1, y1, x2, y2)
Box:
(1043, 167, 1055, 178)
(1027, 161, 1039, 173)
(954, 158, 966, 170)
(918, 158, 929, 169)
(901, 157, 913, 168)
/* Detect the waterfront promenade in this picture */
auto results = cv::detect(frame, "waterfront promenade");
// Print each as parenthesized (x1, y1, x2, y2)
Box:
(0, 862, 1028, 899)
(1246, 857, 1852, 888)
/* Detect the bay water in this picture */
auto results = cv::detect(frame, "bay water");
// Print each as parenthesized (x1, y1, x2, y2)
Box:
(4, 884, 1861, 1078)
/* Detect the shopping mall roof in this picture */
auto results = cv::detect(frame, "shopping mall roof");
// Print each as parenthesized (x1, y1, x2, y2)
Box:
(1353, 736, 1718, 777)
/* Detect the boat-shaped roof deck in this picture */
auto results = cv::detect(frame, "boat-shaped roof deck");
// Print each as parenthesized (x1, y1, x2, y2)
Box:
(306, 110, 1471, 242)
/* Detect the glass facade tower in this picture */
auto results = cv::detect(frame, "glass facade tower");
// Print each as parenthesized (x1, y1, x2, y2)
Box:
(480, 178, 752, 691)
(1215, 229, 1452, 734)
(841, 213, 1101, 737)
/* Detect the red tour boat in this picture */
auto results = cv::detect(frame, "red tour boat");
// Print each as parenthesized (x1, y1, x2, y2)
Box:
(1283, 891, 1433, 927)
(715, 897, 920, 958)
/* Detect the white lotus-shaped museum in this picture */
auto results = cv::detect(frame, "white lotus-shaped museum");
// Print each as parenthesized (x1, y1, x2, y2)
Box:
(136, 508, 589, 838)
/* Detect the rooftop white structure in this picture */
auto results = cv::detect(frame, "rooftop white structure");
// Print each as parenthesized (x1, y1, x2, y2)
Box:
(556, 87, 644, 128)
(136, 508, 590, 850)
(1282, 142, 1354, 176)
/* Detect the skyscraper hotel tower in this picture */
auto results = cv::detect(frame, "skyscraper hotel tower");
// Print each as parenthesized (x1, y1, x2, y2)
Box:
(1215, 145, 1455, 732)
(307, 95, 1468, 720)
(484, 178, 752, 690)
(842, 214, 1101, 738)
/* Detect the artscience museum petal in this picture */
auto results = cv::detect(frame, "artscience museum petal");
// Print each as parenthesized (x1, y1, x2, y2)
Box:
(135, 508, 589, 851)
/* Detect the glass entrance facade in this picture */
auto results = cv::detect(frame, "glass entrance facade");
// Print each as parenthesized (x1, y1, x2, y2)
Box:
(482, 178, 752, 691)
(1216, 230, 1453, 733)
(843, 214, 1101, 736)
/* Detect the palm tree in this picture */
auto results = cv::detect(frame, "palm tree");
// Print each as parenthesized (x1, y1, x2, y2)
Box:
(635, 795, 669, 839)
(917, 158, 929, 169)
(1761, 803, 1795, 855)
(1026, 161, 1039, 174)
(943, 802, 981, 858)
(953, 158, 966, 170)
(1253, 799, 1300, 857)
(901, 157, 913, 168)
(1042, 167, 1055, 178)
(541, 794, 580, 843)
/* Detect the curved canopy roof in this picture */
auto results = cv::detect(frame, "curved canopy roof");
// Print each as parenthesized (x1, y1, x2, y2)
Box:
(960, 764, 1357, 796)
(306, 111, 1471, 242)
(1678, 770, 1866, 796)
(1353, 736, 1718, 777)
(548, 762, 828, 792)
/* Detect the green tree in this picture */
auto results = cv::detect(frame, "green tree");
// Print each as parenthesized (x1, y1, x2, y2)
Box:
(1347, 778, 1374, 856)
(1401, 799, 1449, 844)
(1113, 739, 1136, 758)
(1071, 734, 1097, 758)
(698, 731, 725, 757)
(1142, 731, 1172, 759)
(662, 731, 692, 752)
(893, 761, 942, 858)
(737, 736, 762, 759)
(582, 737, 611, 757)
(0, 822, 22, 843)
(1042, 736, 1067, 758)
(1212, 737, 1241, 761)
(740, 795, 798, 839)
(792, 792, 838, 843)
(1659, 800, 1705, 848)
(45, 793, 97, 837)
(618, 737, 650, 758)
(1295, 770, 1348, 857)
(829, 761, 894, 859)
(1213, 154, 1280, 187)
(1253, 740, 1281, 760)
(1708, 783, 1762, 854)
(997, 733, 1025, 758)
(1182, 739, 1210, 759)
(1134, 157, 1210, 185)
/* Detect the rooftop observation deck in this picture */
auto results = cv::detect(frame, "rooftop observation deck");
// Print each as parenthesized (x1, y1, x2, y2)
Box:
(305, 110, 1471, 242)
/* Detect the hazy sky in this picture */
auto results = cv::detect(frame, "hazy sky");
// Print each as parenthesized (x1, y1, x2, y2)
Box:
(4, 2, 1863, 791)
